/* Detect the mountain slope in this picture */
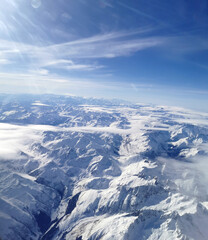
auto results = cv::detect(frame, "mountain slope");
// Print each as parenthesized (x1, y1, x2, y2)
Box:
(0, 95, 208, 240)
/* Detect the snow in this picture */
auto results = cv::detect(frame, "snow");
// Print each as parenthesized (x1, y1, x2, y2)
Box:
(32, 101, 49, 106)
(2, 110, 17, 116)
(201, 202, 208, 210)
(0, 94, 208, 240)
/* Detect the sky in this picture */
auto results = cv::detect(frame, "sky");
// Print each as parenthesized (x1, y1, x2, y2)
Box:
(0, 0, 208, 111)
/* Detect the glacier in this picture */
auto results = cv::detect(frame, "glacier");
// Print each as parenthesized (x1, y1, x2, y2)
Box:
(0, 94, 208, 240)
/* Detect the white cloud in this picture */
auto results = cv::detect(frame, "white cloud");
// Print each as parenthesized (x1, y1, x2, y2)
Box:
(0, 123, 41, 160)
(44, 59, 104, 71)
(0, 59, 11, 64)
(29, 68, 49, 75)
(61, 13, 72, 22)
(0, 29, 164, 73)
(46, 30, 163, 59)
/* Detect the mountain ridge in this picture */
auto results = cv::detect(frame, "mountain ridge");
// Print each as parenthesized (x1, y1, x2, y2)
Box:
(0, 94, 208, 240)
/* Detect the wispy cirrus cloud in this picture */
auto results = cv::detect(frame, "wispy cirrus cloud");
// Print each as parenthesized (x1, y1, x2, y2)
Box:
(118, 2, 161, 23)
(0, 29, 165, 74)
(47, 36, 163, 59)
(0, 27, 164, 95)
(43, 59, 104, 71)
(185, 89, 208, 95)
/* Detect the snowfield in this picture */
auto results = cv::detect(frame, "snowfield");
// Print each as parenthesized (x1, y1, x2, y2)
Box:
(0, 94, 208, 240)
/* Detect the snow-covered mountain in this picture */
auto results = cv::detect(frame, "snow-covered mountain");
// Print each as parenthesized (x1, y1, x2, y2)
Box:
(0, 94, 208, 240)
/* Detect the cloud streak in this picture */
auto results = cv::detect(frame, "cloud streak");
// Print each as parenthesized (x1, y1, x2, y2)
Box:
(118, 2, 160, 23)
(0, 29, 165, 74)
(47, 36, 163, 59)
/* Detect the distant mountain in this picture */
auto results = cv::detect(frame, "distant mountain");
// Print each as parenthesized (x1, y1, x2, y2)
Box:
(0, 94, 208, 240)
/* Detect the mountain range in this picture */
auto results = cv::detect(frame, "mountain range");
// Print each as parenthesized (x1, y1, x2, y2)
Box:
(0, 94, 208, 240)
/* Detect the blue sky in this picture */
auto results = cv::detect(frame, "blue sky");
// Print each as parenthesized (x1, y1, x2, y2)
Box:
(0, 0, 208, 111)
